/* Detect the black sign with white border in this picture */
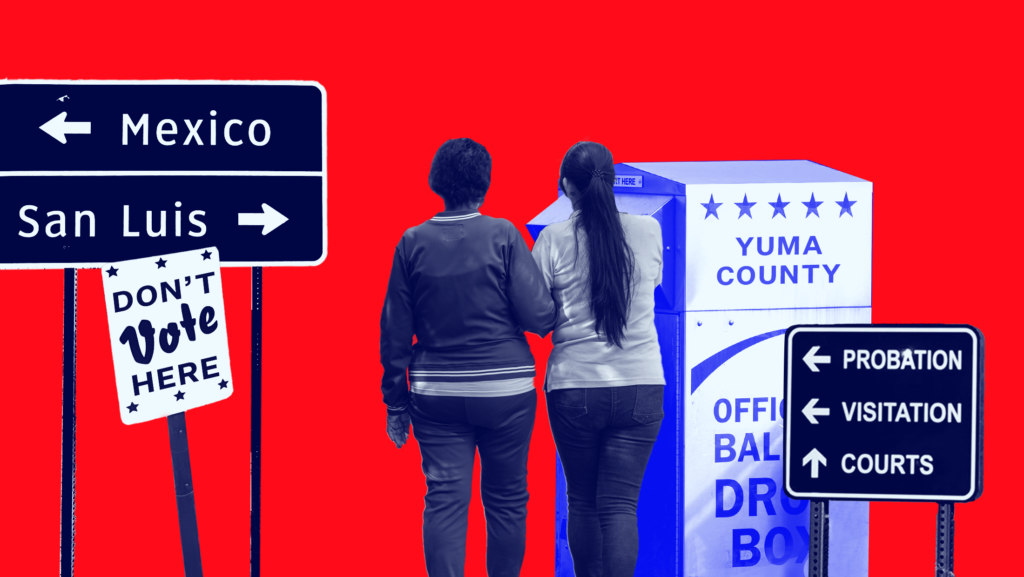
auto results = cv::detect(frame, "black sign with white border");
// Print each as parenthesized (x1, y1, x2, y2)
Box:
(784, 324, 984, 502)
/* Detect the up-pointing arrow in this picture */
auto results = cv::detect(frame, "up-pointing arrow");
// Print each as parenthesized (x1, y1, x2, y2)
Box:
(803, 448, 827, 478)
(803, 346, 831, 372)
(40, 112, 92, 144)
(239, 203, 289, 235)
(802, 398, 831, 424)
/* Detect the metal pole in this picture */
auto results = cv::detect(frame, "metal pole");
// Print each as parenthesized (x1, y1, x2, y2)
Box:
(60, 268, 77, 577)
(168, 412, 204, 576)
(808, 499, 830, 577)
(935, 503, 955, 577)
(251, 267, 263, 577)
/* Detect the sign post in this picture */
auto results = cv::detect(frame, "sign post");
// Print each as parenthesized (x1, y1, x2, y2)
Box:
(60, 268, 76, 577)
(784, 324, 984, 574)
(0, 80, 327, 575)
(102, 246, 236, 574)
(935, 502, 955, 577)
(169, 411, 203, 576)
(251, 266, 263, 576)
(808, 499, 829, 577)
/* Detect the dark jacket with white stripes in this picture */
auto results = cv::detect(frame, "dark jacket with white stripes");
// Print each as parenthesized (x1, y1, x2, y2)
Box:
(380, 209, 556, 414)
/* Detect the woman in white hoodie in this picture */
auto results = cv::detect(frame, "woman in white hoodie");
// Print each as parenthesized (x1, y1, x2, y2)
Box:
(532, 141, 665, 577)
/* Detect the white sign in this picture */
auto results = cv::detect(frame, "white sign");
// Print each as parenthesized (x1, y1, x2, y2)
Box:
(685, 182, 872, 312)
(682, 180, 872, 575)
(683, 306, 871, 575)
(614, 174, 643, 187)
(102, 247, 233, 425)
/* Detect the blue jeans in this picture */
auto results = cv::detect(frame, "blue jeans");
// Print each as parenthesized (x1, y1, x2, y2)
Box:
(547, 385, 664, 577)
(410, 389, 536, 577)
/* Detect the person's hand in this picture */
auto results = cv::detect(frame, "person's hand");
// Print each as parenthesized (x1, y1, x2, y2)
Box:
(387, 411, 412, 448)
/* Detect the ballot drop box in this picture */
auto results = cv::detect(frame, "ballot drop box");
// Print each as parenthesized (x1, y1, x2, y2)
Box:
(527, 161, 872, 577)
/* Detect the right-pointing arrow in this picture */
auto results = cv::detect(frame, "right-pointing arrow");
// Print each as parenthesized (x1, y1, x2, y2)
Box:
(802, 398, 831, 424)
(803, 346, 831, 372)
(239, 203, 289, 235)
(803, 448, 827, 479)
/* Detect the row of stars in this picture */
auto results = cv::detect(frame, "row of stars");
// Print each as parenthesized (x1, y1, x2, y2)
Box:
(125, 378, 229, 412)
(701, 193, 857, 220)
(106, 249, 214, 278)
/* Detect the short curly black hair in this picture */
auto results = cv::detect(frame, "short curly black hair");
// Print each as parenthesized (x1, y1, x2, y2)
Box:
(428, 138, 491, 205)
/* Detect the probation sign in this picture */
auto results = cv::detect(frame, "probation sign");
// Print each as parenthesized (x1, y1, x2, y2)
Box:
(784, 324, 984, 502)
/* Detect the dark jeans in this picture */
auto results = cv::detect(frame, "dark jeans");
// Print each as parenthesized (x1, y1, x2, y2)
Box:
(547, 385, 664, 577)
(410, 389, 537, 577)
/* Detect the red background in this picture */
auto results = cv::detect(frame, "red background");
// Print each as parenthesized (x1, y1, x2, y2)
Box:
(1, 1, 1020, 575)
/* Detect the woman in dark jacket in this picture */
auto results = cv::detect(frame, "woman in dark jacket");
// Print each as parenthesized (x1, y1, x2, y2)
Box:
(379, 138, 556, 577)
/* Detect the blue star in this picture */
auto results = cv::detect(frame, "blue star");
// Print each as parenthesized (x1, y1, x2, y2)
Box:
(156, 258, 168, 269)
(837, 192, 856, 217)
(701, 195, 723, 220)
(201, 250, 212, 260)
(106, 266, 118, 277)
(768, 194, 790, 219)
(803, 193, 823, 218)
(174, 391, 185, 401)
(218, 379, 229, 389)
(735, 194, 756, 219)
(126, 402, 138, 413)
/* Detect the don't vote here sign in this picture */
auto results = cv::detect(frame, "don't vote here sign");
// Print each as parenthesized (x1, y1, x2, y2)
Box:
(784, 324, 984, 502)
(0, 80, 326, 268)
(102, 247, 233, 425)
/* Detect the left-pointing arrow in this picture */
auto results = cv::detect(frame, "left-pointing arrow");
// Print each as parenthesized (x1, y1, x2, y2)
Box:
(802, 398, 831, 424)
(40, 112, 92, 144)
(802, 345, 831, 372)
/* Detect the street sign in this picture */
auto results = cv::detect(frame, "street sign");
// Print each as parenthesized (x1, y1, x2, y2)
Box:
(102, 247, 233, 425)
(0, 80, 327, 268)
(784, 324, 984, 502)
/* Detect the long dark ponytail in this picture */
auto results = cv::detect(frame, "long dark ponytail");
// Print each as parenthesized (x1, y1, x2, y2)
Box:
(559, 142, 635, 348)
